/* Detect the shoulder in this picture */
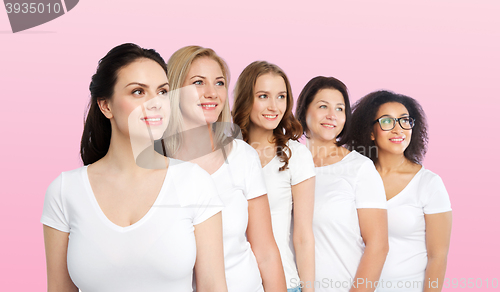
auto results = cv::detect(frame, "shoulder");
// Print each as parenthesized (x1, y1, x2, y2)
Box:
(344, 150, 375, 170)
(49, 166, 87, 188)
(287, 139, 312, 158)
(417, 167, 447, 191)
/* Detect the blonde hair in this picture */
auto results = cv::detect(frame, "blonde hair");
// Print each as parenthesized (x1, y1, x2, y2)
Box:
(164, 46, 232, 156)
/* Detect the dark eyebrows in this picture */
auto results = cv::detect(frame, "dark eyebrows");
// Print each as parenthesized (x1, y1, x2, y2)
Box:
(125, 82, 169, 89)
(125, 82, 148, 88)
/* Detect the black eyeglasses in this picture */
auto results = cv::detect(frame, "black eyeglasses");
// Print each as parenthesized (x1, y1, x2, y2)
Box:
(373, 116, 415, 131)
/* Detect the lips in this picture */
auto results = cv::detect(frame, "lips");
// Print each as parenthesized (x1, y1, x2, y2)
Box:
(263, 114, 279, 121)
(321, 123, 336, 129)
(141, 115, 163, 126)
(199, 103, 218, 110)
(389, 136, 405, 143)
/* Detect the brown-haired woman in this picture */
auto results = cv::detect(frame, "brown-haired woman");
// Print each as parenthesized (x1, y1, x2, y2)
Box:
(295, 76, 389, 292)
(233, 61, 316, 292)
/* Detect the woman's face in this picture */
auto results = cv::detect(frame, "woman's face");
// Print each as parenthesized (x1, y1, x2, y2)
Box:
(250, 73, 287, 131)
(305, 88, 346, 142)
(372, 102, 412, 155)
(180, 57, 227, 127)
(105, 58, 170, 141)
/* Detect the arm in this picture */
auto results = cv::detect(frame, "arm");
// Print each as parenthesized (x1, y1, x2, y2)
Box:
(43, 225, 78, 292)
(194, 212, 228, 292)
(247, 194, 287, 292)
(423, 212, 452, 292)
(291, 177, 315, 292)
(351, 209, 389, 292)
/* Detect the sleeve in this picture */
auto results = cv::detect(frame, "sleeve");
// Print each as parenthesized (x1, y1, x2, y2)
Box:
(423, 175, 452, 214)
(354, 160, 387, 209)
(289, 142, 316, 186)
(244, 147, 268, 200)
(191, 166, 225, 225)
(40, 174, 70, 233)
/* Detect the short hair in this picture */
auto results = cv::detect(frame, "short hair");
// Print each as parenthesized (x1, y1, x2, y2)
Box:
(295, 76, 351, 145)
(232, 61, 302, 171)
(348, 90, 428, 164)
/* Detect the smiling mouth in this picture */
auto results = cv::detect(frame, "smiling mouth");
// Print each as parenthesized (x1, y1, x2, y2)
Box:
(389, 137, 405, 143)
(141, 117, 163, 126)
(199, 103, 218, 110)
(321, 123, 336, 128)
(263, 114, 278, 120)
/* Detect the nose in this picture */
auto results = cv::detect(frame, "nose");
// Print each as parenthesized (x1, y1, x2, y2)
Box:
(326, 108, 336, 120)
(203, 83, 218, 99)
(391, 120, 404, 133)
(145, 94, 163, 110)
(267, 97, 278, 111)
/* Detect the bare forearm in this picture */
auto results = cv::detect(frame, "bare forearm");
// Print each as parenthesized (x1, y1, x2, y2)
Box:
(350, 245, 388, 292)
(257, 249, 287, 292)
(294, 236, 315, 292)
(423, 256, 448, 292)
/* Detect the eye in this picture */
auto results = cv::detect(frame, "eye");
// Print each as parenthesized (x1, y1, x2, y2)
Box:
(336, 107, 344, 111)
(193, 80, 203, 85)
(158, 88, 168, 95)
(400, 118, 410, 124)
(319, 105, 327, 109)
(132, 89, 144, 96)
(216, 80, 225, 86)
(258, 94, 267, 99)
(381, 118, 393, 124)
(278, 94, 286, 99)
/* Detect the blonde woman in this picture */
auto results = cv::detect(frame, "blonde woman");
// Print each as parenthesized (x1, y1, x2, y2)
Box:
(233, 61, 316, 292)
(165, 46, 286, 292)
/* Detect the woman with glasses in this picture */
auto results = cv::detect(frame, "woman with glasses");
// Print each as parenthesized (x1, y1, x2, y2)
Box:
(295, 77, 388, 292)
(349, 90, 452, 292)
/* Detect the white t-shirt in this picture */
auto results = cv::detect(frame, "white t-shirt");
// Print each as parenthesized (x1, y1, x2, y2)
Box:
(211, 138, 268, 292)
(41, 160, 223, 292)
(261, 139, 316, 289)
(313, 150, 387, 292)
(378, 167, 452, 292)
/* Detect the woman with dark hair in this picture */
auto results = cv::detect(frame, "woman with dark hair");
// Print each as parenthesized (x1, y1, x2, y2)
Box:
(233, 61, 315, 292)
(295, 76, 388, 292)
(349, 90, 452, 292)
(41, 43, 227, 292)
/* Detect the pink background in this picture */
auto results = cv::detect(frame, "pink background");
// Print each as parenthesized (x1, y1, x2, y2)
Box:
(1, 0, 498, 290)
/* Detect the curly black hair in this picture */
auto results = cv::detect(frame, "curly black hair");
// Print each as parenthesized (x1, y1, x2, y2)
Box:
(347, 90, 428, 164)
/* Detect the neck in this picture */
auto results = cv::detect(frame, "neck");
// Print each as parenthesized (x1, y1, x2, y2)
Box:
(247, 124, 275, 150)
(176, 123, 214, 160)
(307, 136, 343, 159)
(102, 131, 165, 173)
(376, 150, 409, 174)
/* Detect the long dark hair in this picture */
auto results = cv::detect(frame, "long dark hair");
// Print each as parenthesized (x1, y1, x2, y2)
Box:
(295, 76, 351, 146)
(80, 43, 168, 165)
(232, 61, 302, 171)
(348, 90, 428, 164)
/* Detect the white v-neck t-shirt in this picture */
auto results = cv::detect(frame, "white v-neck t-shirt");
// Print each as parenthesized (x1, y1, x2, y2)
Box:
(261, 139, 316, 289)
(313, 150, 387, 292)
(208, 138, 268, 292)
(378, 167, 451, 292)
(41, 159, 223, 292)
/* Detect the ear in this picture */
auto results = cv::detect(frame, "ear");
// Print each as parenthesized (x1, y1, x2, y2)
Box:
(370, 131, 375, 141)
(97, 98, 113, 119)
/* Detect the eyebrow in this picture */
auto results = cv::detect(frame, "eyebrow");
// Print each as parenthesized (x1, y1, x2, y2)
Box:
(316, 100, 344, 106)
(125, 82, 169, 89)
(255, 91, 287, 95)
(379, 113, 409, 118)
(189, 75, 225, 80)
